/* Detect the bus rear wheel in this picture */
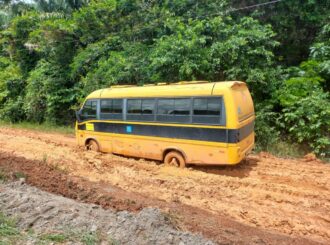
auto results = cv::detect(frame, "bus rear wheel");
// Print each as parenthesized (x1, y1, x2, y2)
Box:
(86, 139, 99, 152)
(164, 151, 186, 168)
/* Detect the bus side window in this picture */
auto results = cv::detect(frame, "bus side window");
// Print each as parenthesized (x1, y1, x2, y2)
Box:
(127, 99, 155, 121)
(192, 97, 222, 125)
(100, 99, 123, 120)
(81, 100, 97, 121)
(157, 98, 191, 123)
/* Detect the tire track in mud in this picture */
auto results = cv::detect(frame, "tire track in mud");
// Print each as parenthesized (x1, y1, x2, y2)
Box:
(0, 127, 329, 244)
(0, 151, 319, 245)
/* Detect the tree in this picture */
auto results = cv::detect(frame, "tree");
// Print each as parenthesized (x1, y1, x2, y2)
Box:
(231, 0, 330, 66)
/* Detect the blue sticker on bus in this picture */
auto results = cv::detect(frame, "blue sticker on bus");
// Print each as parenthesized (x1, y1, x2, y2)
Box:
(238, 107, 242, 115)
(126, 125, 132, 133)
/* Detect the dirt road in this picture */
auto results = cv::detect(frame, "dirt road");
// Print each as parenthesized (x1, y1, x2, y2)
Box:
(0, 127, 329, 244)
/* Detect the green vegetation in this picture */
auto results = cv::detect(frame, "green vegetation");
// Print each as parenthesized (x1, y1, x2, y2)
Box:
(0, 212, 20, 244)
(81, 231, 101, 245)
(0, 121, 74, 134)
(0, 169, 7, 182)
(39, 229, 114, 245)
(39, 233, 69, 243)
(0, 0, 329, 157)
(13, 172, 26, 179)
(0, 212, 117, 244)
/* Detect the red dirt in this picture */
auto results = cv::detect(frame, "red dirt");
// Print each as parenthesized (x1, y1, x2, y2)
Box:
(0, 127, 329, 244)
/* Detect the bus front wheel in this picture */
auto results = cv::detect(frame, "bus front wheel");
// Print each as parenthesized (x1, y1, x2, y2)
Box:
(164, 151, 186, 168)
(86, 139, 99, 152)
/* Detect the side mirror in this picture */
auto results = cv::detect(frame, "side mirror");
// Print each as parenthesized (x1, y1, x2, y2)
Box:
(75, 110, 82, 122)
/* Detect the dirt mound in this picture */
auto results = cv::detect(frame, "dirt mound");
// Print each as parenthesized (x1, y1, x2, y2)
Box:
(0, 182, 214, 245)
(303, 153, 320, 162)
(0, 126, 329, 244)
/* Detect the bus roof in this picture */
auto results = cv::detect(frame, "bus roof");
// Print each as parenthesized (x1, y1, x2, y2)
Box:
(86, 81, 245, 99)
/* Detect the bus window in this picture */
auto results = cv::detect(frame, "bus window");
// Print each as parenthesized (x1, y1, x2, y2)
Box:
(174, 98, 190, 115)
(192, 97, 222, 124)
(100, 99, 112, 113)
(157, 98, 174, 115)
(100, 99, 123, 120)
(157, 98, 191, 123)
(127, 99, 155, 121)
(127, 99, 142, 114)
(81, 100, 97, 121)
(113, 100, 123, 113)
(142, 99, 154, 114)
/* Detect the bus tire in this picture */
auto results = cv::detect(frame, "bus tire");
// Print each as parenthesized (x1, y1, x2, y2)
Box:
(164, 151, 186, 168)
(86, 139, 99, 152)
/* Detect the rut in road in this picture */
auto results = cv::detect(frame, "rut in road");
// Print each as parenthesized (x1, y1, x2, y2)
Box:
(0, 127, 329, 244)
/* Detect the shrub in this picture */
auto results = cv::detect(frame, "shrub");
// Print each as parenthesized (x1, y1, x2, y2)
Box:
(0, 96, 26, 123)
(279, 92, 330, 157)
(254, 103, 280, 151)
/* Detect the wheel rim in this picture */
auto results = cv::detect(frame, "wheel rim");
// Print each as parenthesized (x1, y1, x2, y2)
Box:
(90, 144, 96, 151)
(169, 157, 179, 167)
(88, 141, 98, 151)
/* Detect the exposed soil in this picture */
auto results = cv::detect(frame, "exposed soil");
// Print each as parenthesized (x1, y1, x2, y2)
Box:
(0, 126, 329, 244)
(0, 182, 214, 245)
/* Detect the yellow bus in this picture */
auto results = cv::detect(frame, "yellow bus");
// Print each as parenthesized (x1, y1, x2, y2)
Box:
(75, 81, 255, 167)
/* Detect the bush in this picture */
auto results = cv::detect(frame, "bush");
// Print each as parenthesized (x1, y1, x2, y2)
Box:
(279, 92, 330, 157)
(275, 58, 330, 156)
(0, 59, 26, 122)
(0, 96, 26, 123)
(24, 60, 77, 125)
(254, 103, 280, 151)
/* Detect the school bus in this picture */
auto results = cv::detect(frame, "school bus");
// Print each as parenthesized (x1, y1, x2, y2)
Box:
(75, 81, 255, 167)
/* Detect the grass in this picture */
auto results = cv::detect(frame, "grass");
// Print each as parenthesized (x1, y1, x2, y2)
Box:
(0, 170, 7, 183)
(162, 210, 182, 230)
(0, 121, 74, 135)
(50, 163, 69, 174)
(256, 141, 330, 163)
(80, 231, 100, 245)
(0, 212, 21, 244)
(39, 233, 69, 243)
(37, 228, 118, 245)
(255, 140, 305, 159)
(0, 213, 19, 236)
(0, 215, 118, 245)
(108, 236, 120, 245)
(42, 154, 48, 164)
(0, 169, 27, 182)
(13, 172, 26, 179)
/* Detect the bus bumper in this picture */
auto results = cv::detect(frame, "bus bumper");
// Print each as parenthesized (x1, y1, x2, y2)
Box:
(227, 133, 254, 164)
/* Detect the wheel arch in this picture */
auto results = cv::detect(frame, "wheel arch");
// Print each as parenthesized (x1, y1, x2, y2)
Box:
(85, 137, 100, 150)
(162, 147, 187, 161)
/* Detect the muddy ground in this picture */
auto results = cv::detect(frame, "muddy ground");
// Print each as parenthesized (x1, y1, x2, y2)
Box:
(0, 127, 329, 244)
(0, 182, 214, 245)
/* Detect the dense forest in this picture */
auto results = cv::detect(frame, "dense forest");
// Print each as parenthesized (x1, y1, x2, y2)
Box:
(0, 0, 329, 157)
